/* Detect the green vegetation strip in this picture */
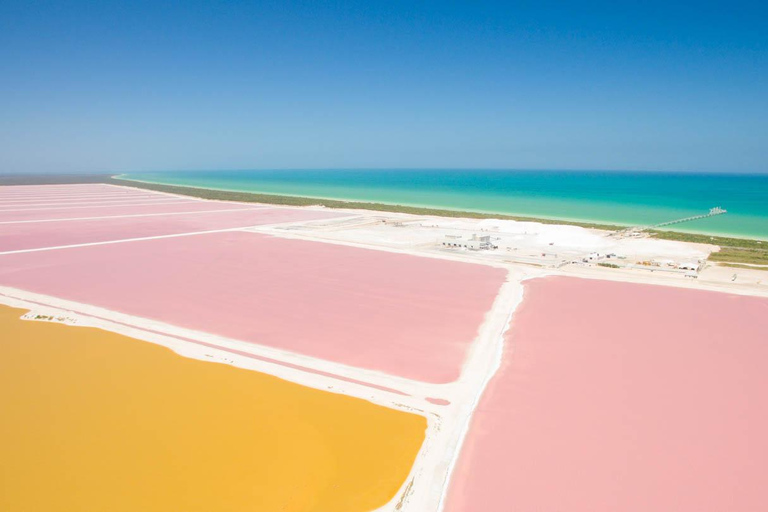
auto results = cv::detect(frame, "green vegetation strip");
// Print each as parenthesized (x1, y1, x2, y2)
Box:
(718, 262, 768, 270)
(112, 177, 768, 268)
(647, 231, 768, 269)
(6, 174, 762, 267)
(110, 177, 620, 230)
(646, 230, 767, 251)
(709, 248, 768, 265)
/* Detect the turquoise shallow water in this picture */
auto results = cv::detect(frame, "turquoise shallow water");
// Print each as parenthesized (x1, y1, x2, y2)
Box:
(124, 170, 768, 239)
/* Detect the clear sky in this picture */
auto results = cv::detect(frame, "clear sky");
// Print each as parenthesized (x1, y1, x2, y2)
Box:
(1, 0, 766, 174)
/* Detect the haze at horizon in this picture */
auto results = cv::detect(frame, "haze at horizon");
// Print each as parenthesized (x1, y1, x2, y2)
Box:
(1, 1, 766, 174)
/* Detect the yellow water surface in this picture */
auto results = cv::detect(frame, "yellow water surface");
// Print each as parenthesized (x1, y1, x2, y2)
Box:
(0, 306, 426, 512)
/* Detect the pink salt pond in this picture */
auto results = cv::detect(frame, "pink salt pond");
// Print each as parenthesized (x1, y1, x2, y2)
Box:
(0, 231, 506, 383)
(0, 207, 344, 252)
(0, 199, 256, 222)
(446, 276, 768, 512)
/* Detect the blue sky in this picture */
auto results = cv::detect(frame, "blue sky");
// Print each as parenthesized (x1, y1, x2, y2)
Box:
(1, 0, 766, 173)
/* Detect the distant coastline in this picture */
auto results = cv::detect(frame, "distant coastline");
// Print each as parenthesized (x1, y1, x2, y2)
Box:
(116, 174, 623, 230)
(117, 169, 768, 240)
(111, 175, 768, 269)
(2, 171, 764, 266)
(112, 174, 629, 231)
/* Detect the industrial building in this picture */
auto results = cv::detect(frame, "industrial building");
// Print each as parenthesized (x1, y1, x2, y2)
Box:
(442, 234, 495, 251)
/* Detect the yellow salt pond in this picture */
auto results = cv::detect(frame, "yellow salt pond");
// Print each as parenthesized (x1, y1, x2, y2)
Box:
(0, 305, 426, 511)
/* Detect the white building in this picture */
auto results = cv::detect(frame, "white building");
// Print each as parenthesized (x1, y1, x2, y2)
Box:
(442, 234, 494, 250)
(678, 261, 701, 271)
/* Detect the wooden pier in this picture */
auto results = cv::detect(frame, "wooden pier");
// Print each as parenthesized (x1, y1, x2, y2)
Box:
(651, 207, 727, 228)
(612, 207, 727, 237)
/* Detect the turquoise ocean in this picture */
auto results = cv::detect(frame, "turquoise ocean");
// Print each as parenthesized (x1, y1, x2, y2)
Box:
(124, 170, 768, 240)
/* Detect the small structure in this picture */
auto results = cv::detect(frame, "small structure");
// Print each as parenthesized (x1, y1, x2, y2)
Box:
(467, 234, 493, 250)
(678, 261, 701, 271)
(442, 234, 464, 248)
(583, 252, 604, 262)
(441, 234, 494, 251)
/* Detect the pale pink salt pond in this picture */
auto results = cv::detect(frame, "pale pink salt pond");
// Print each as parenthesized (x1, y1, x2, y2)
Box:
(0, 231, 506, 382)
(447, 276, 768, 512)
(0, 199, 260, 222)
(0, 188, 173, 205)
(0, 207, 343, 252)
(0, 184, 124, 197)
(0, 191, 169, 203)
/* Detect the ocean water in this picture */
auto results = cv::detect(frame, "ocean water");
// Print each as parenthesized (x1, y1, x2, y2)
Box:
(124, 170, 768, 239)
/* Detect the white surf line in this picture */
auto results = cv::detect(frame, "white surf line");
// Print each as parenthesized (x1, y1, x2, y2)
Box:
(0, 200, 204, 213)
(0, 206, 268, 225)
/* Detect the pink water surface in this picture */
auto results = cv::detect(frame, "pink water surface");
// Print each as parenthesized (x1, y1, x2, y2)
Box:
(0, 199, 259, 222)
(446, 276, 768, 512)
(0, 231, 506, 382)
(0, 184, 123, 196)
(0, 207, 343, 252)
(0, 186, 167, 202)
(0, 189, 162, 199)
(0, 196, 185, 209)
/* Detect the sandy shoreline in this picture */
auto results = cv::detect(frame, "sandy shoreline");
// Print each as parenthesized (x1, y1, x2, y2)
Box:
(114, 175, 768, 242)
